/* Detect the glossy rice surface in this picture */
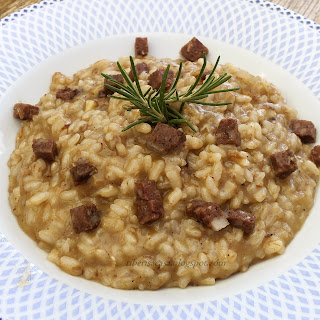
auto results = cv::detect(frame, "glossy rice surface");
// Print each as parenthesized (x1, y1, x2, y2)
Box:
(8, 56, 319, 289)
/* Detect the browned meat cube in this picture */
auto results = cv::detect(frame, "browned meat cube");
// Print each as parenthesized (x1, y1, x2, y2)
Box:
(226, 210, 255, 234)
(32, 138, 58, 162)
(270, 150, 297, 178)
(13, 103, 39, 120)
(135, 180, 164, 224)
(148, 123, 186, 153)
(310, 145, 320, 166)
(186, 200, 229, 231)
(290, 119, 316, 143)
(135, 37, 149, 56)
(70, 158, 98, 185)
(56, 87, 79, 100)
(70, 204, 102, 233)
(99, 74, 125, 97)
(148, 69, 174, 91)
(98, 89, 108, 98)
(216, 118, 241, 146)
(129, 62, 150, 81)
(180, 37, 209, 62)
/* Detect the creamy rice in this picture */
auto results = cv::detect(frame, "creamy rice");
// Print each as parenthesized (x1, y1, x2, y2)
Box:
(8, 55, 319, 290)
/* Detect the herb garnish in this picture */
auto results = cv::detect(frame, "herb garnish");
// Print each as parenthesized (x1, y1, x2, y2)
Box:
(101, 53, 239, 132)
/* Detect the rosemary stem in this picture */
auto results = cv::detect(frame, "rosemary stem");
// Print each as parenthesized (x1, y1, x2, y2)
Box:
(102, 52, 239, 133)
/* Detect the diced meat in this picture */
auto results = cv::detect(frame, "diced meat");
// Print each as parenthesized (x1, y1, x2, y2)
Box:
(101, 74, 125, 96)
(13, 103, 39, 120)
(186, 200, 229, 231)
(56, 87, 79, 100)
(70, 158, 98, 185)
(290, 119, 316, 144)
(216, 118, 241, 146)
(148, 123, 186, 153)
(32, 138, 58, 161)
(148, 69, 174, 91)
(70, 204, 102, 233)
(226, 210, 255, 234)
(180, 37, 209, 62)
(135, 180, 164, 224)
(129, 62, 150, 81)
(310, 145, 320, 166)
(98, 90, 108, 98)
(270, 150, 297, 178)
(135, 37, 149, 56)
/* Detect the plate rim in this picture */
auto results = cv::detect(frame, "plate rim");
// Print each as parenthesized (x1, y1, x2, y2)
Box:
(1, 0, 320, 318)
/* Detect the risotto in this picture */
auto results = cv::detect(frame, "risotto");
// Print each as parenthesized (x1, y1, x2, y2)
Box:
(8, 37, 320, 290)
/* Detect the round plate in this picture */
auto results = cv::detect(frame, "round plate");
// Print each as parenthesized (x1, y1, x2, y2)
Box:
(0, 0, 319, 319)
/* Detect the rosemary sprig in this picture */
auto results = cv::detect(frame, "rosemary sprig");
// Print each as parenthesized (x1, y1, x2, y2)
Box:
(101, 53, 239, 132)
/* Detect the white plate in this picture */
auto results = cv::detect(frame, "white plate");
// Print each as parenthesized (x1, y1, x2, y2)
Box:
(0, 0, 319, 319)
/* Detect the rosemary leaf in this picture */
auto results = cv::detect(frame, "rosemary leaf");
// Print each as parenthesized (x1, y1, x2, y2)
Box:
(164, 62, 183, 100)
(187, 101, 232, 106)
(129, 56, 144, 97)
(101, 53, 239, 133)
(179, 102, 185, 114)
(184, 52, 207, 96)
(122, 118, 155, 132)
